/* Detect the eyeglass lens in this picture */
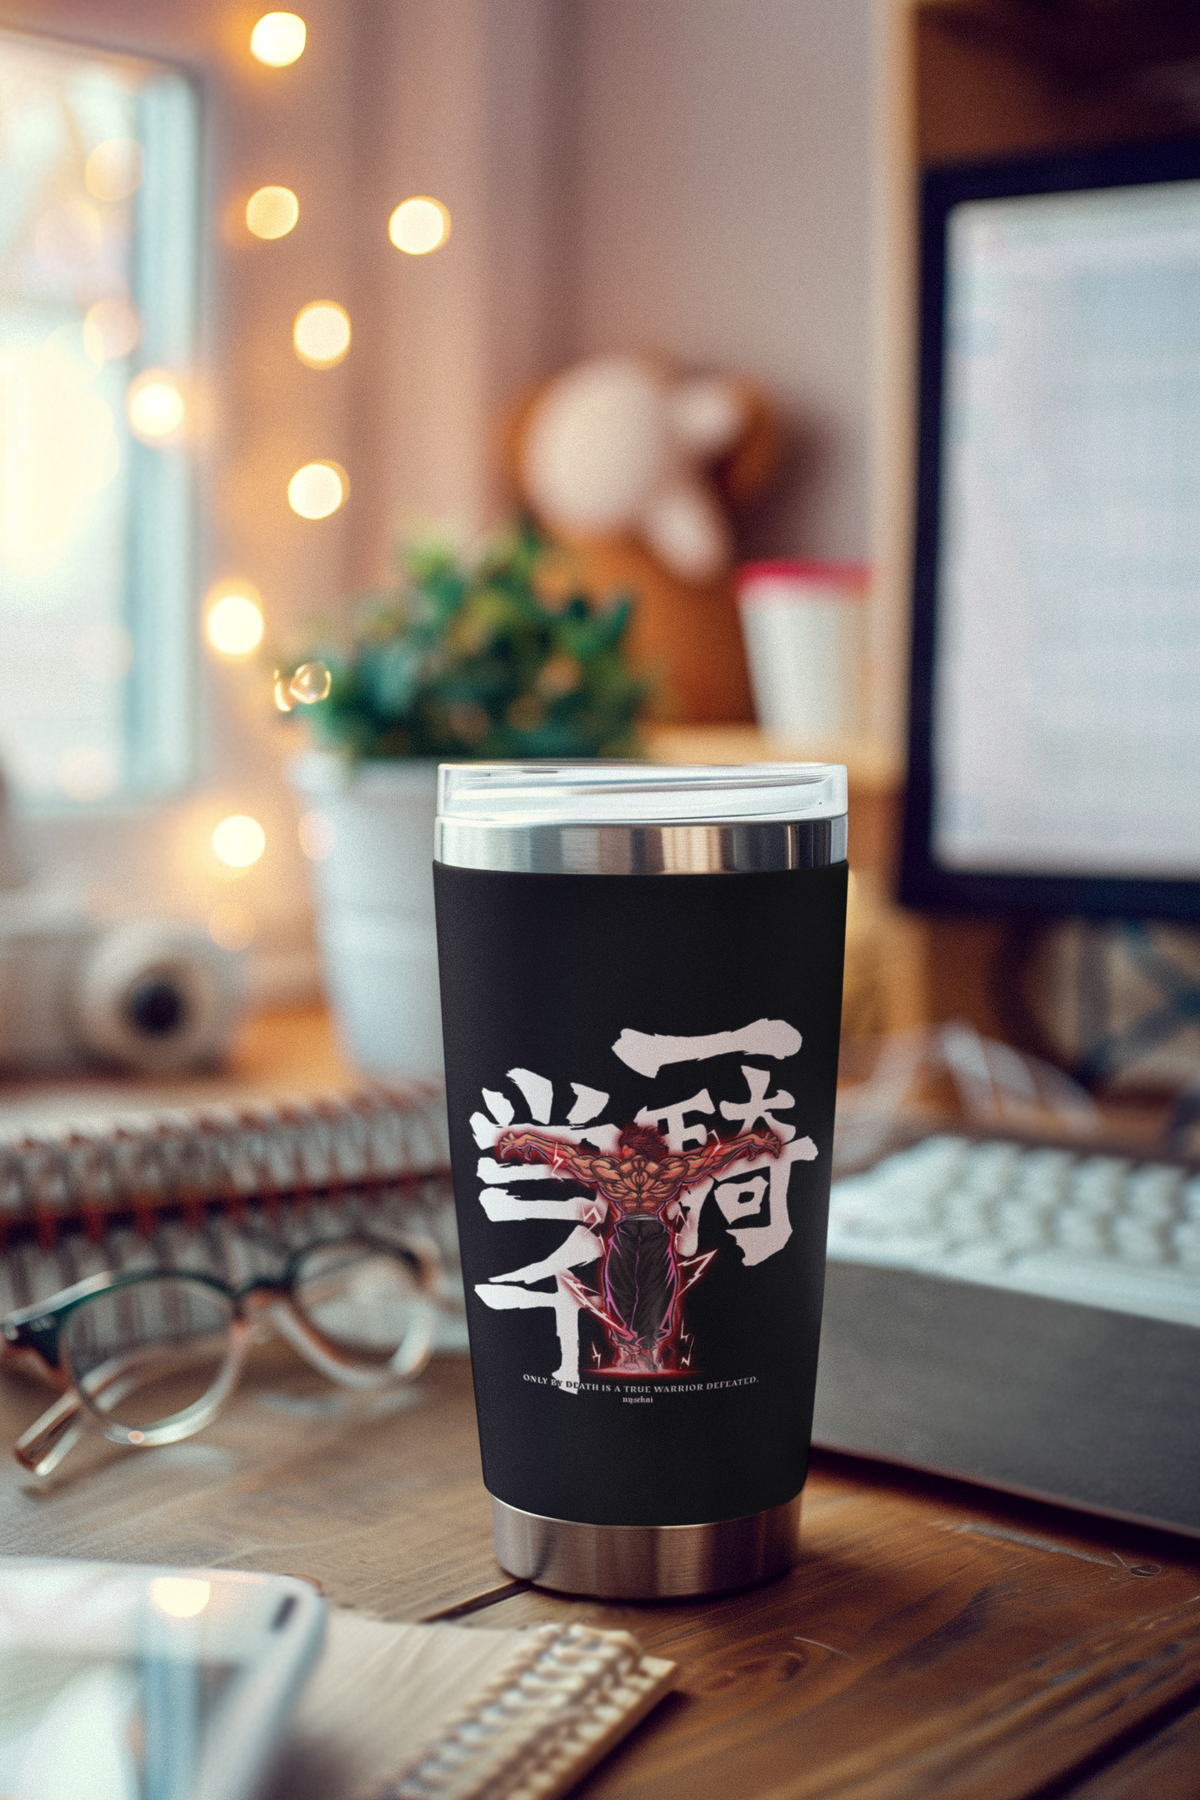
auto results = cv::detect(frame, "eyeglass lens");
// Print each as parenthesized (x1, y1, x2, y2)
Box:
(62, 1276, 236, 1434)
(291, 1241, 430, 1366)
(58, 1244, 430, 1434)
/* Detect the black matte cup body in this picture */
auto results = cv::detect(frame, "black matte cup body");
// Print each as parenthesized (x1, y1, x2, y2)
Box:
(434, 852, 847, 1534)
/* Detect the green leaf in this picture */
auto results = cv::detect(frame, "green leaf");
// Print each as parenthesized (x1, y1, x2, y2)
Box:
(278, 521, 651, 762)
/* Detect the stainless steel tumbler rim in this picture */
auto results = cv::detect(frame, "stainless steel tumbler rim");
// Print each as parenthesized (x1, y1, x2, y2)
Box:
(490, 1494, 803, 1598)
(435, 760, 848, 874)
(435, 815, 846, 875)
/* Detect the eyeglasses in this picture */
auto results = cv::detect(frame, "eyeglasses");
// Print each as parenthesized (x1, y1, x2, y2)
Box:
(1, 1234, 442, 1476)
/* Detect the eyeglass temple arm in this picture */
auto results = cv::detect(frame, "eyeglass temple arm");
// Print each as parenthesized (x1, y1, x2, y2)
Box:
(13, 1321, 254, 1476)
(14, 1389, 86, 1477)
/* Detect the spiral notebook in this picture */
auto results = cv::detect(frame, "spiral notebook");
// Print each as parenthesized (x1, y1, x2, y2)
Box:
(0, 1082, 462, 1327)
(268, 1610, 675, 1800)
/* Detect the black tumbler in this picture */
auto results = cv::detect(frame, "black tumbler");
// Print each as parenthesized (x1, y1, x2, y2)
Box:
(433, 763, 848, 1598)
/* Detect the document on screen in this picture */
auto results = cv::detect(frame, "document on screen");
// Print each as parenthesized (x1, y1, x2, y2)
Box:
(933, 180, 1200, 878)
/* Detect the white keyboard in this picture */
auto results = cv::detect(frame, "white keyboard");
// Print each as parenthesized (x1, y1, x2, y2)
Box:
(826, 1135, 1200, 1329)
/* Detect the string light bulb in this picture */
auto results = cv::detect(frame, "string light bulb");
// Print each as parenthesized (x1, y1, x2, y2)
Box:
(246, 186, 299, 240)
(388, 196, 451, 256)
(126, 369, 185, 442)
(293, 301, 351, 368)
(250, 12, 306, 66)
(287, 461, 347, 519)
(205, 583, 264, 656)
(212, 814, 266, 869)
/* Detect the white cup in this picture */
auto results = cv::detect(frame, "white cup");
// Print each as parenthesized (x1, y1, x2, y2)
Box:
(735, 561, 869, 738)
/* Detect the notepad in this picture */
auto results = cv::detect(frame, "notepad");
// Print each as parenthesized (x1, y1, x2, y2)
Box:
(265, 1609, 675, 1800)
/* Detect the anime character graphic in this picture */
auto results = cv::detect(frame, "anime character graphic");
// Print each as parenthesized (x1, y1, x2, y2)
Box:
(494, 1120, 783, 1373)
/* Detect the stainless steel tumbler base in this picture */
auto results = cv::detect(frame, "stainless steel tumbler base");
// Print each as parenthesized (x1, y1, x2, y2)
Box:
(491, 1494, 803, 1599)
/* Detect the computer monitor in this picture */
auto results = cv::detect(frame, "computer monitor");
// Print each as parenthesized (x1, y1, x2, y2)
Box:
(901, 137, 1200, 921)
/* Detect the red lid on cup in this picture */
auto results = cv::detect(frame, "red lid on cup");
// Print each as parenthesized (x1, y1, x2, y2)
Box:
(735, 559, 871, 599)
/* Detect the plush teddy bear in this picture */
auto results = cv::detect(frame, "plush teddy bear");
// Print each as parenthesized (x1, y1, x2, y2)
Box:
(507, 354, 780, 722)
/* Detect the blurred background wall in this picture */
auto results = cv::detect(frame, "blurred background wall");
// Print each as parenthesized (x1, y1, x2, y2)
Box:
(0, 0, 881, 997)
(344, 0, 876, 577)
(568, 0, 874, 566)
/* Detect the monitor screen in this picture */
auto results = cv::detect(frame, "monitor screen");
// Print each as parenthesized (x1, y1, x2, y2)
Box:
(902, 139, 1200, 919)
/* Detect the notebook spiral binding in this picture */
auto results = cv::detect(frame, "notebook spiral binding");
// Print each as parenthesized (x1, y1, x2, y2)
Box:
(388, 1623, 675, 1800)
(0, 1084, 461, 1329)
(0, 1083, 449, 1240)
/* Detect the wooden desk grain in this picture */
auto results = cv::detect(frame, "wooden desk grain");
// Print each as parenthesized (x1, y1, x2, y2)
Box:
(6, 1004, 1195, 1793)
(0, 1353, 498, 1621)
(1066, 1704, 1200, 1800)
(4, 1346, 1200, 1800)
(467, 1461, 1200, 1800)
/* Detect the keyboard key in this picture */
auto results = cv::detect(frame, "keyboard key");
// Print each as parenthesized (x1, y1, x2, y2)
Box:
(828, 1135, 1200, 1328)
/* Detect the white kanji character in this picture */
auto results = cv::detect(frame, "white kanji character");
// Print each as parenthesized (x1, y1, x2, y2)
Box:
(719, 1064, 796, 1141)
(714, 1173, 768, 1224)
(634, 1087, 715, 1150)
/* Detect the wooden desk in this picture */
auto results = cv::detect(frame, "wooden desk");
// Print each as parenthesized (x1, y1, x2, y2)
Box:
(1, 998, 1197, 1797)
(4, 1350, 1200, 1800)
(1, 1004, 1195, 1796)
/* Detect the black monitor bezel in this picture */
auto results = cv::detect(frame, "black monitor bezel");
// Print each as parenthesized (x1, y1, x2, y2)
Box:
(901, 135, 1200, 922)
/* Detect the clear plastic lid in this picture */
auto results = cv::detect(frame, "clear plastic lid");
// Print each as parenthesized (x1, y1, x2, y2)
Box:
(436, 762, 847, 827)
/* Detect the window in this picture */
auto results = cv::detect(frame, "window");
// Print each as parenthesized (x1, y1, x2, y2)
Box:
(0, 27, 198, 808)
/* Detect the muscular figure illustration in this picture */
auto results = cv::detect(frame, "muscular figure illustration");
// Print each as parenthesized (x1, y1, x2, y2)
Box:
(495, 1120, 783, 1373)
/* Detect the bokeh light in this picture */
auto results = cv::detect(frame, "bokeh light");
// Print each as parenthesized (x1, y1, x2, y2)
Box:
(388, 196, 451, 255)
(287, 461, 346, 519)
(246, 185, 299, 240)
(208, 900, 257, 951)
(150, 1578, 211, 1619)
(288, 660, 331, 702)
(212, 814, 266, 869)
(293, 301, 351, 368)
(126, 369, 185, 442)
(85, 138, 144, 202)
(83, 296, 141, 363)
(250, 12, 307, 66)
(206, 584, 265, 656)
(298, 809, 336, 861)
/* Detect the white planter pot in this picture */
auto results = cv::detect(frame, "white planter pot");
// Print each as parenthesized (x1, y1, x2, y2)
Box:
(288, 754, 443, 1080)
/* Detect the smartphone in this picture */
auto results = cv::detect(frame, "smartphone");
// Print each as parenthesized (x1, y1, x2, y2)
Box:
(0, 1557, 326, 1800)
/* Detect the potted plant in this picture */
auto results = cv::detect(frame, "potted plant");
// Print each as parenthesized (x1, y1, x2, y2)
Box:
(281, 522, 645, 1079)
